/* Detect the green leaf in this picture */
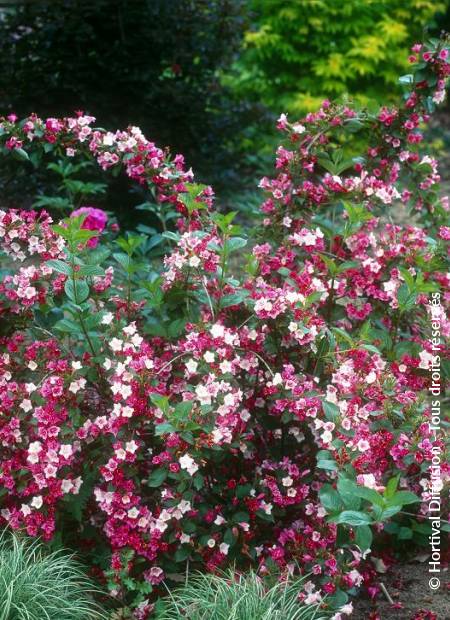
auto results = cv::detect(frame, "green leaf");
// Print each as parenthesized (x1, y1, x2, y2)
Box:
(337, 478, 361, 510)
(13, 147, 30, 162)
(84, 313, 105, 330)
(64, 279, 89, 303)
(168, 318, 187, 338)
(224, 528, 236, 546)
(232, 511, 249, 523)
(322, 400, 340, 421)
(389, 491, 420, 506)
(154, 422, 175, 436)
(150, 394, 170, 414)
(319, 484, 343, 513)
(330, 511, 373, 526)
(355, 525, 373, 551)
(379, 506, 402, 520)
(328, 590, 349, 609)
(224, 237, 247, 253)
(46, 259, 72, 276)
(397, 284, 417, 312)
(220, 290, 249, 308)
(147, 468, 168, 488)
(54, 318, 81, 334)
(193, 473, 204, 491)
(172, 401, 194, 422)
(78, 264, 105, 277)
(362, 344, 381, 355)
(174, 546, 191, 562)
(331, 327, 354, 347)
(181, 183, 207, 214)
(317, 459, 338, 471)
(113, 252, 132, 271)
(353, 486, 385, 507)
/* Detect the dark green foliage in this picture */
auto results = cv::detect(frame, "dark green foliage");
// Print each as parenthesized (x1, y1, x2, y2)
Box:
(0, 0, 258, 192)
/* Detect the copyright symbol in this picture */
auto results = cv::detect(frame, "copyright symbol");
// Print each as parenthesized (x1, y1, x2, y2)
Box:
(429, 577, 440, 590)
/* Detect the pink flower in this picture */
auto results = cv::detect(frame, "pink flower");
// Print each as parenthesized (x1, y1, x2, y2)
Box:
(144, 566, 164, 585)
(438, 226, 450, 240)
(70, 206, 108, 247)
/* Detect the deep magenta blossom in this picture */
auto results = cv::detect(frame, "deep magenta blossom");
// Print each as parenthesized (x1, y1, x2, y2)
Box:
(71, 206, 107, 247)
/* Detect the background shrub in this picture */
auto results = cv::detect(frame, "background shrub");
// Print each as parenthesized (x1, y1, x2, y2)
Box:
(0, 0, 261, 195)
(227, 0, 447, 114)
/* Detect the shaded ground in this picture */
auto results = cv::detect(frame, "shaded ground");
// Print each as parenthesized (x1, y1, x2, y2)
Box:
(352, 563, 450, 619)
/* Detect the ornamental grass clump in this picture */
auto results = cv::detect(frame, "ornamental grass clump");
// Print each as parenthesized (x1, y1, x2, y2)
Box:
(0, 531, 107, 620)
(157, 570, 328, 620)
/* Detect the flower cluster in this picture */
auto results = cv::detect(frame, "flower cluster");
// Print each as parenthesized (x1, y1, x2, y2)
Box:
(0, 209, 65, 313)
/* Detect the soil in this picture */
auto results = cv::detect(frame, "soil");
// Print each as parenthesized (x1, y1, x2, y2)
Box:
(352, 563, 450, 620)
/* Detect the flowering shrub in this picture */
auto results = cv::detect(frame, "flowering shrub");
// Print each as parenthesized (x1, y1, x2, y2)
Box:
(0, 39, 449, 619)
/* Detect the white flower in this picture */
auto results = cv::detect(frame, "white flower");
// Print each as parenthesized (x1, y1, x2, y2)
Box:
(21, 504, 31, 516)
(239, 409, 251, 422)
(358, 474, 377, 489)
(210, 324, 225, 339)
(27, 441, 42, 464)
(179, 453, 199, 476)
(203, 351, 215, 363)
(121, 405, 134, 418)
(292, 123, 305, 134)
(123, 322, 137, 336)
(185, 359, 198, 374)
(321, 430, 333, 444)
(61, 479, 74, 493)
(59, 444, 73, 459)
(272, 373, 282, 386)
(178, 500, 191, 514)
(195, 384, 211, 406)
(30, 496, 43, 509)
(20, 399, 32, 412)
(366, 371, 377, 384)
(419, 350, 433, 370)
(127, 507, 140, 519)
(69, 378, 86, 394)
(125, 440, 138, 454)
(102, 312, 114, 325)
(109, 338, 123, 352)
(339, 602, 353, 616)
(219, 543, 229, 555)
(188, 256, 201, 268)
(219, 360, 232, 373)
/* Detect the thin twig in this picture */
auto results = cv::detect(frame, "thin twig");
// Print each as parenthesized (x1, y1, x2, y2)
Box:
(202, 275, 215, 320)
(379, 582, 394, 605)
(155, 352, 189, 375)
